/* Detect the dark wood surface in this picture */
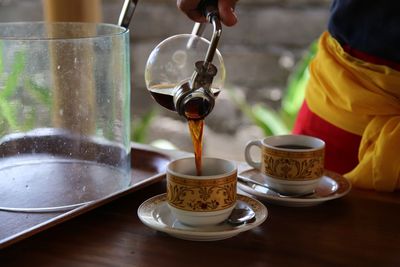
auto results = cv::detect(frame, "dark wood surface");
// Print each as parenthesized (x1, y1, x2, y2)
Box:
(1, 176, 399, 267)
(0, 144, 172, 249)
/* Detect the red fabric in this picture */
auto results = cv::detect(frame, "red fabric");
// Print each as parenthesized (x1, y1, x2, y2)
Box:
(293, 102, 361, 174)
(292, 44, 400, 175)
(342, 44, 400, 71)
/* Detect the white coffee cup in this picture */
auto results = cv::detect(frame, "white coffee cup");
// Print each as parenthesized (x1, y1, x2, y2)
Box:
(166, 157, 237, 226)
(244, 134, 325, 194)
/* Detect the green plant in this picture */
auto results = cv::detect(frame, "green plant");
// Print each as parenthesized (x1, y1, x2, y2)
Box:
(227, 89, 290, 136)
(0, 45, 25, 131)
(0, 42, 52, 135)
(227, 41, 317, 136)
(281, 41, 317, 129)
(131, 108, 158, 144)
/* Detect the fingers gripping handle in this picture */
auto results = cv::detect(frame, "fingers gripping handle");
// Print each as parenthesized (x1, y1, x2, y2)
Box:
(199, 0, 219, 19)
(244, 140, 262, 170)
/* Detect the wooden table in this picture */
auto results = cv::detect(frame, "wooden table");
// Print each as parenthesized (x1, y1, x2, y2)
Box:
(1, 175, 399, 267)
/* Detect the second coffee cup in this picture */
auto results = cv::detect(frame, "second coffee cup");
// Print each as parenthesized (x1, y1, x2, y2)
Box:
(244, 134, 325, 195)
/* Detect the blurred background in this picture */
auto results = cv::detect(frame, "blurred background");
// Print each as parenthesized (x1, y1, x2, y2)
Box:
(0, 0, 330, 161)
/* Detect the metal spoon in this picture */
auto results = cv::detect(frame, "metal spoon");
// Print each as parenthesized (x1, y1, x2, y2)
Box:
(118, 0, 138, 28)
(227, 201, 256, 225)
(237, 175, 315, 198)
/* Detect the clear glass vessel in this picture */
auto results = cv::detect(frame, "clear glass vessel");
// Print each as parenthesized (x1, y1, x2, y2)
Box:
(0, 22, 131, 211)
(145, 34, 225, 118)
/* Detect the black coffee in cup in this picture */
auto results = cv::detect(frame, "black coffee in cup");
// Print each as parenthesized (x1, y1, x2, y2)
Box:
(275, 144, 312, 149)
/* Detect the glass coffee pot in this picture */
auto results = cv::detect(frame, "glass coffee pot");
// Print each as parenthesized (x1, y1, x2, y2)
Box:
(145, 1, 225, 120)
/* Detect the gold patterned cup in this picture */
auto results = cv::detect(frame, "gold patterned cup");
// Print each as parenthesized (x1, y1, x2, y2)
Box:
(244, 135, 325, 195)
(166, 157, 237, 226)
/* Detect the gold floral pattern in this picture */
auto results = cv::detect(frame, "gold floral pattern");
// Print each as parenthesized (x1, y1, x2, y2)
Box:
(167, 173, 237, 212)
(262, 146, 324, 180)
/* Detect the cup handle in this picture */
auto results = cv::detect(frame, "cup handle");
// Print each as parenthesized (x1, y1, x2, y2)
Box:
(244, 140, 262, 170)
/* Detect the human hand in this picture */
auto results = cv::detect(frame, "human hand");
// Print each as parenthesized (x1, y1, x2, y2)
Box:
(177, 0, 238, 26)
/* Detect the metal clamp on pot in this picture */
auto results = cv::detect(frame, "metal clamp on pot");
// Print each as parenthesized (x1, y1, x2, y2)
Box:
(173, 0, 222, 120)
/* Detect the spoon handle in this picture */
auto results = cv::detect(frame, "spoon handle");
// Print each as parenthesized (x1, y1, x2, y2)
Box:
(237, 175, 315, 198)
(118, 0, 138, 28)
(237, 175, 270, 189)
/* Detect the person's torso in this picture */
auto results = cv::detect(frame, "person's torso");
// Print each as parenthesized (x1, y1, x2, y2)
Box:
(328, 0, 400, 63)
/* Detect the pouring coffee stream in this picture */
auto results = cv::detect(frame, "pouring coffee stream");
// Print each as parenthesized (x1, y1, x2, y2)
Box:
(146, 0, 224, 175)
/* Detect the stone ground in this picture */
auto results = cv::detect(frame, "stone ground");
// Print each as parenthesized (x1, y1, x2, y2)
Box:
(0, 0, 331, 161)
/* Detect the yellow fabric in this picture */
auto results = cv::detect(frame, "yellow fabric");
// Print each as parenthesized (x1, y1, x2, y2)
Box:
(305, 31, 400, 191)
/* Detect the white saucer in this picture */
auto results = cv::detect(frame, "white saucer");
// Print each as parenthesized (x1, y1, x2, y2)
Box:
(137, 193, 268, 241)
(237, 169, 351, 207)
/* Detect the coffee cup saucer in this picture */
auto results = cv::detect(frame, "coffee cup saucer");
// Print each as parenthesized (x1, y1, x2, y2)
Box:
(237, 168, 351, 207)
(137, 193, 268, 241)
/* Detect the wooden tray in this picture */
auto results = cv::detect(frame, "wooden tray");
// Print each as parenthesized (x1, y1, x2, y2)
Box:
(0, 143, 173, 249)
